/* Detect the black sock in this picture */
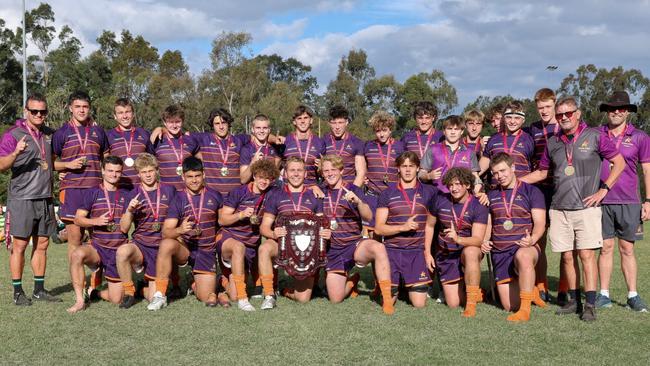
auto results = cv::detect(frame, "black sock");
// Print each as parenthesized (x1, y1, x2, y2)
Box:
(585, 291, 596, 305)
(568, 289, 581, 303)
(34, 276, 45, 293)
(12, 278, 23, 294)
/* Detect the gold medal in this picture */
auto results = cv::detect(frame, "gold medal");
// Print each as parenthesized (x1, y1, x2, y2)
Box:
(106, 222, 116, 232)
(564, 165, 575, 176)
(503, 219, 514, 231)
(152, 222, 161, 232)
(40, 160, 48, 170)
(124, 157, 135, 167)
(220, 166, 229, 176)
(81, 156, 88, 166)
(330, 219, 338, 230)
(383, 174, 389, 184)
(176, 165, 183, 176)
(249, 214, 260, 225)
(193, 226, 202, 237)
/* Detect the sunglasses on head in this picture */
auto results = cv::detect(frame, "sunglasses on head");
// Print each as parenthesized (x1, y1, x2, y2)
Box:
(27, 108, 48, 116)
(555, 110, 577, 120)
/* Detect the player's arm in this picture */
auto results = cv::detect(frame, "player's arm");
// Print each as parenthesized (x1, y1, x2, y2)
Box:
(260, 213, 280, 239)
(424, 214, 437, 271)
(218, 205, 253, 226)
(584, 153, 624, 207)
(162, 217, 184, 239)
(120, 193, 141, 234)
(74, 208, 107, 228)
(0, 135, 27, 171)
(353, 155, 367, 187)
(239, 164, 252, 184)
(642, 162, 650, 221)
(519, 169, 548, 184)
(53, 155, 84, 171)
(478, 155, 490, 176)
(374, 207, 409, 236)
(530, 208, 546, 245)
(457, 222, 487, 248)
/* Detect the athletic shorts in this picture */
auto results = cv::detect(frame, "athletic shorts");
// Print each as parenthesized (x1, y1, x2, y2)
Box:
(326, 241, 369, 273)
(435, 249, 463, 284)
(548, 207, 603, 252)
(602, 204, 643, 242)
(7, 198, 56, 238)
(188, 246, 217, 274)
(385, 247, 431, 287)
(59, 188, 88, 222)
(93, 244, 120, 282)
(362, 194, 378, 229)
(215, 232, 258, 271)
(491, 245, 540, 284)
(135, 242, 159, 280)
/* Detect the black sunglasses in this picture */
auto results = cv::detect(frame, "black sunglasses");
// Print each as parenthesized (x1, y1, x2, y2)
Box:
(27, 108, 48, 116)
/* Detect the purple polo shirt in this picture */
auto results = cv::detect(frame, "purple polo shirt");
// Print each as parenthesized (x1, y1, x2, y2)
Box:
(324, 133, 365, 184)
(599, 124, 650, 204)
(239, 141, 280, 166)
(420, 142, 479, 193)
(401, 129, 445, 160)
(126, 184, 176, 248)
(220, 183, 269, 247)
(80, 187, 129, 249)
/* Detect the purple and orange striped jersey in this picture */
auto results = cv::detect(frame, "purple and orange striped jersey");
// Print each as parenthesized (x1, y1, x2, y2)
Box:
(220, 183, 269, 247)
(430, 193, 488, 252)
(240, 141, 280, 166)
(525, 121, 560, 190)
(483, 130, 535, 183)
(52, 122, 108, 190)
(106, 127, 153, 189)
(377, 183, 437, 250)
(264, 185, 323, 218)
(194, 133, 244, 196)
(152, 133, 198, 191)
(167, 187, 223, 249)
(282, 133, 326, 187)
(324, 133, 364, 184)
(323, 184, 366, 248)
(421, 143, 479, 193)
(126, 184, 176, 247)
(401, 129, 444, 160)
(364, 139, 405, 194)
(488, 182, 545, 251)
(79, 186, 129, 249)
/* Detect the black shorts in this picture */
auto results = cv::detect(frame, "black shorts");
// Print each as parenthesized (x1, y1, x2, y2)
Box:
(7, 198, 56, 238)
(602, 204, 643, 242)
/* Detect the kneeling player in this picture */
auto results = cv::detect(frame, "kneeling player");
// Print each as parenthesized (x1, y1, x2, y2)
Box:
(217, 159, 279, 311)
(320, 155, 394, 314)
(374, 151, 436, 308)
(117, 153, 176, 308)
(258, 156, 329, 309)
(426, 167, 488, 317)
(484, 153, 546, 322)
(148, 157, 223, 310)
(67, 156, 129, 313)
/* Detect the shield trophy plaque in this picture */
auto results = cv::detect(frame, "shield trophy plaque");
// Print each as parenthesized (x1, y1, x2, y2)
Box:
(274, 212, 329, 280)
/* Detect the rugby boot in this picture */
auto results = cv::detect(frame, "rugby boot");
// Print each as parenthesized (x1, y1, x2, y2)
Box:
(32, 289, 62, 302)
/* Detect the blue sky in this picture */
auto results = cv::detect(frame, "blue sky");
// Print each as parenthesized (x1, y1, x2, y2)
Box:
(2, 0, 649, 112)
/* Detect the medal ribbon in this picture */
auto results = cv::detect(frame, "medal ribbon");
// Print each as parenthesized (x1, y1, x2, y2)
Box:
(502, 129, 522, 154)
(164, 133, 184, 165)
(500, 181, 519, 219)
(102, 185, 120, 220)
(185, 188, 205, 225)
(560, 123, 586, 167)
(376, 139, 393, 176)
(248, 183, 267, 215)
(140, 184, 161, 221)
(542, 122, 560, 143)
(463, 136, 481, 154)
(214, 134, 232, 169)
(607, 124, 631, 150)
(24, 122, 46, 162)
(397, 182, 419, 215)
(443, 143, 460, 169)
(416, 130, 434, 158)
(69, 121, 90, 155)
(327, 186, 344, 220)
(293, 132, 313, 163)
(254, 141, 270, 158)
(330, 133, 348, 156)
(284, 185, 306, 211)
(451, 195, 472, 229)
(117, 127, 135, 158)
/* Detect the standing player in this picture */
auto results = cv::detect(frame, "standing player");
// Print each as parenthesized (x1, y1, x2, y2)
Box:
(525, 88, 563, 303)
(147, 157, 223, 309)
(487, 103, 504, 135)
(374, 151, 436, 308)
(106, 98, 152, 190)
(419, 115, 481, 193)
(479, 101, 535, 185)
(216, 159, 279, 311)
(425, 168, 488, 317)
(116, 153, 176, 308)
(324, 105, 366, 187)
(239, 114, 281, 184)
(67, 156, 129, 313)
(320, 155, 394, 314)
(462, 109, 486, 161)
(53, 91, 109, 260)
(0, 93, 60, 305)
(282, 105, 326, 187)
(401, 101, 444, 160)
(522, 96, 625, 321)
(151, 105, 199, 191)
(257, 157, 328, 308)
(364, 111, 405, 195)
(484, 153, 546, 322)
(596, 91, 650, 312)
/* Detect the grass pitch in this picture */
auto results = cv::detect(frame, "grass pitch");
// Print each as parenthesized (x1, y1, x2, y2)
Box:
(1, 226, 650, 365)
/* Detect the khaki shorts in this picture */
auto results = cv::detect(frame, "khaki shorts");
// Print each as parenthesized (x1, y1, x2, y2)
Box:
(548, 207, 603, 252)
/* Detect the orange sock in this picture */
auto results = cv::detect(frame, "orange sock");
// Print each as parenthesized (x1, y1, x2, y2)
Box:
(232, 274, 247, 300)
(155, 278, 169, 295)
(558, 277, 569, 293)
(462, 285, 480, 318)
(532, 288, 547, 308)
(507, 291, 534, 322)
(346, 273, 360, 298)
(122, 281, 135, 296)
(261, 274, 275, 297)
(90, 270, 102, 289)
(536, 281, 547, 293)
(378, 279, 394, 315)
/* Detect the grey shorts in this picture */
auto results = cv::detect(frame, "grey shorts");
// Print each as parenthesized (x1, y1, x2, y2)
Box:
(602, 204, 643, 242)
(7, 198, 56, 238)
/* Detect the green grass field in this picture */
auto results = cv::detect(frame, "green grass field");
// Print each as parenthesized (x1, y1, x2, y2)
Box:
(2, 226, 650, 366)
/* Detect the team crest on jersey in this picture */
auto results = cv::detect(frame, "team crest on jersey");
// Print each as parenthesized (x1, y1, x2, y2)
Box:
(623, 137, 633, 146)
(230, 142, 236, 148)
(461, 155, 468, 162)
(419, 272, 428, 280)
(579, 140, 590, 151)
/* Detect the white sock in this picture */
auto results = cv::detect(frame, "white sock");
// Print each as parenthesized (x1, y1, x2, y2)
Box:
(628, 291, 638, 299)
(600, 289, 609, 297)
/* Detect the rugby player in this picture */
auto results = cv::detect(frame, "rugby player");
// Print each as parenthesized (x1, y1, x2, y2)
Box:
(401, 101, 444, 160)
(324, 105, 366, 187)
(282, 106, 326, 187)
(239, 114, 281, 184)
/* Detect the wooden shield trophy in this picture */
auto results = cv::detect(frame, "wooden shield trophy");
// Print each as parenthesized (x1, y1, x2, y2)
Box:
(274, 212, 329, 280)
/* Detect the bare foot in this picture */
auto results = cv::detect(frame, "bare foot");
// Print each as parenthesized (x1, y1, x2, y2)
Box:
(66, 302, 86, 314)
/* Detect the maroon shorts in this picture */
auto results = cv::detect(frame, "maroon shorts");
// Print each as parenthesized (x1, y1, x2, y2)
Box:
(385, 247, 431, 287)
